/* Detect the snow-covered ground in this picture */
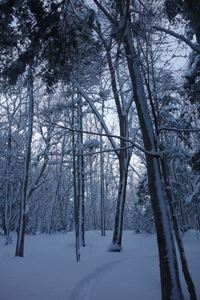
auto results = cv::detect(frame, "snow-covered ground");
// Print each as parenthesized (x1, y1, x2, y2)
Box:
(0, 230, 199, 300)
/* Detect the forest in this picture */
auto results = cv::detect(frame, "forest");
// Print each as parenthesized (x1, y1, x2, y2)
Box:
(0, 1, 200, 300)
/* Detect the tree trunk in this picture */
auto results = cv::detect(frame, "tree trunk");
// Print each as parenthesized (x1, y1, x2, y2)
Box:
(5, 119, 12, 245)
(47, 147, 64, 235)
(171, 160, 188, 231)
(110, 152, 130, 250)
(185, 0, 200, 44)
(161, 158, 197, 300)
(120, 17, 184, 299)
(102, 37, 132, 250)
(77, 95, 85, 247)
(89, 157, 98, 230)
(100, 133, 106, 236)
(72, 97, 80, 262)
(15, 69, 34, 257)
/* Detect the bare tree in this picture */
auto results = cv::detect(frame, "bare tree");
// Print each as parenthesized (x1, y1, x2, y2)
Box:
(15, 69, 34, 257)
(93, 0, 184, 298)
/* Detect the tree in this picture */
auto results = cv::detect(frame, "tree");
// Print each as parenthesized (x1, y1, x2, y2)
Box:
(0, 1, 101, 86)
(93, 0, 184, 298)
(15, 69, 34, 257)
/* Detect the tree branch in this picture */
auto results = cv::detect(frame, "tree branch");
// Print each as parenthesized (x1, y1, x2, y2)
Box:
(73, 82, 119, 157)
(159, 127, 200, 133)
(38, 117, 161, 158)
(92, 0, 117, 24)
(153, 26, 200, 53)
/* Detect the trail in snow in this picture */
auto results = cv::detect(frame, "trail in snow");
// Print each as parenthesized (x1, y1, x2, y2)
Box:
(68, 249, 160, 300)
(68, 257, 132, 300)
(0, 231, 199, 300)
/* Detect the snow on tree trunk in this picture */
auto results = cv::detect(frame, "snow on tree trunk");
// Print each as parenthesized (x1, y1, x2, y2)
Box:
(161, 158, 197, 300)
(121, 20, 184, 299)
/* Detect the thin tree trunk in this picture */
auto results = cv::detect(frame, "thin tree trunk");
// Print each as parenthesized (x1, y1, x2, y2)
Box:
(89, 157, 97, 230)
(100, 35, 131, 250)
(77, 95, 85, 247)
(172, 160, 188, 231)
(5, 119, 12, 245)
(161, 158, 197, 300)
(100, 133, 106, 236)
(47, 147, 65, 235)
(15, 69, 34, 257)
(110, 152, 130, 250)
(72, 97, 80, 262)
(196, 203, 200, 232)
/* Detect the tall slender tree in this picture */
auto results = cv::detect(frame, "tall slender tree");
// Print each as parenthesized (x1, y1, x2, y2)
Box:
(93, 0, 184, 298)
(15, 69, 34, 257)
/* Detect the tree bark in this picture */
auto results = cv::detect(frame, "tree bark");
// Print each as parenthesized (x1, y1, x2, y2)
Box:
(72, 100, 80, 262)
(5, 115, 12, 245)
(101, 36, 132, 250)
(77, 95, 85, 247)
(15, 69, 34, 257)
(185, 0, 200, 44)
(161, 158, 197, 300)
(100, 132, 106, 236)
(119, 14, 184, 299)
(111, 153, 130, 250)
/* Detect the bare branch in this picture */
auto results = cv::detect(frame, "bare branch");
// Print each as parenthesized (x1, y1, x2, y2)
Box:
(153, 26, 200, 53)
(73, 82, 119, 156)
(92, 0, 117, 24)
(159, 127, 200, 133)
(76, 145, 133, 157)
(38, 117, 161, 158)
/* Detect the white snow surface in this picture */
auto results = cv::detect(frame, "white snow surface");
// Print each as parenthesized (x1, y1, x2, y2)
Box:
(0, 230, 200, 300)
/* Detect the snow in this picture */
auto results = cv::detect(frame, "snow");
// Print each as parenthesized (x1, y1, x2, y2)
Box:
(80, 139, 100, 151)
(0, 230, 200, 300)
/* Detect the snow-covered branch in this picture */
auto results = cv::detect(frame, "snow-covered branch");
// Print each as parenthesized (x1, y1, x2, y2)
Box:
(153, 26, 200, 53)
(73, 82, 119, 156)
(159, 127, 200, 133)
(39, 118, 161, 158)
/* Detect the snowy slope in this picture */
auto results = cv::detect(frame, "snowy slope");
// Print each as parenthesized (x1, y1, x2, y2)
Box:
(0, 231, 199, 300)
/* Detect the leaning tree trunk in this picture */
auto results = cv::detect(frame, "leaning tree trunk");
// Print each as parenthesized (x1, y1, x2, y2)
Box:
(119, 16, 184, 300)
(161, 158, 197, 300)
(15, 69, 34, 257)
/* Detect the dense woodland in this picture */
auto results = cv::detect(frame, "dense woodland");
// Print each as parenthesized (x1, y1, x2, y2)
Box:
(0, 0, 200, 299)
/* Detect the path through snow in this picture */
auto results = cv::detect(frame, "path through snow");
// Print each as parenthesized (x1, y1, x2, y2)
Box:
(68, 257, 133, 300)
(0, 231, 199, 300)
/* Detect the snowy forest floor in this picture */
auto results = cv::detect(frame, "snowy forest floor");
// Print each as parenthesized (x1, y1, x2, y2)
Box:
(0, 230, 200, 300)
